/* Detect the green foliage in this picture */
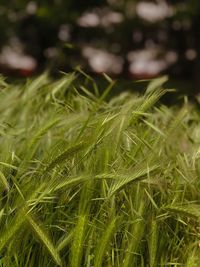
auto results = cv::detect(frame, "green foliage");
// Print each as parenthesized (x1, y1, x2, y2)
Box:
(0, 73, 199, 266)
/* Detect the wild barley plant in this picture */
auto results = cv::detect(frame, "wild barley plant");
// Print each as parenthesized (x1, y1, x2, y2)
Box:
(0, 73, 199, 266)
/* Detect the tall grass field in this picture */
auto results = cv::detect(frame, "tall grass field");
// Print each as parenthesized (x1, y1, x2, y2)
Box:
(0, 73, 200, 266)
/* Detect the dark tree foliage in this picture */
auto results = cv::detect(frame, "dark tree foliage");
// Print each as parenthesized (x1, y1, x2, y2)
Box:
(0, 0, 200, 89)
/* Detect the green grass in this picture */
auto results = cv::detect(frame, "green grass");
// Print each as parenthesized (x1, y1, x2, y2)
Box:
(0, 73, 200, 266)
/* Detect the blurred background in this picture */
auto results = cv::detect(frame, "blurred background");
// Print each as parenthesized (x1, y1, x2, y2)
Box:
(0, 0, 200, 93)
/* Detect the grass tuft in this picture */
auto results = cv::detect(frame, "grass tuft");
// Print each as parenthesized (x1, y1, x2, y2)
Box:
(0, 73, 199, 266)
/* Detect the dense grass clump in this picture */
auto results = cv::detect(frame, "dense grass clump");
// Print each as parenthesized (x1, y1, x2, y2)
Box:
(0, 73, 199, 266)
